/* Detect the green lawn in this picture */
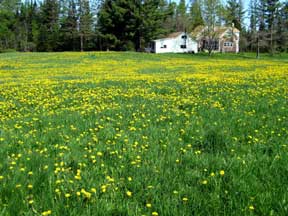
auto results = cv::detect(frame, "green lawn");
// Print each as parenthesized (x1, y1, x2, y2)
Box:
(0, 52, 287, 215)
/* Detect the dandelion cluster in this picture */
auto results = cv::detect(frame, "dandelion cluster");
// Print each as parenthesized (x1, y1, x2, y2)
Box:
(0, 52, 287, 215)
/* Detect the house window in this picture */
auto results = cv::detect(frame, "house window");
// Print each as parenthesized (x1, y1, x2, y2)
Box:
(180, 45, 187, 49)
(203, 40, 219, 50)
(161, 44, 167, 48)
(224, 42, 233, 47)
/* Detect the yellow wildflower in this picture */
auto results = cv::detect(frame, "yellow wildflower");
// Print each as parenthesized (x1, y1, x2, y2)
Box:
(42, 210, 52, 216)
(126, 190, 132, 197)
(202, 180, 208, 185)
(182, 197, 188, 202)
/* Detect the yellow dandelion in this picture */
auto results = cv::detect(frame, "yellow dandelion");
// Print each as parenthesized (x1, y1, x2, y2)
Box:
(152, 212, 159, 216)
(182, 197, 188, 202)
(126, 190, 132, 197)
(219, 170, 225, 176)
(74, 175, 81, 180)
(41, 210, 52, 216)
(146, 203, 152, 208)
(201, 180, 208, 185)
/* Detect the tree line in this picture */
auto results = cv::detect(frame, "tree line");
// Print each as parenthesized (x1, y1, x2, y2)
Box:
(0, 0, 287, 54)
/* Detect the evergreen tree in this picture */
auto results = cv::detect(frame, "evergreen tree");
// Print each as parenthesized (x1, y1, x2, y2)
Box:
(38, 0, 59, 51)
(78, 0, 93, 51)
(15, 1, 39, 51)
(97, 0, 167, 51)
(0, 0, 286, 53)
(275, 2, 288, 52)
(265, 0, 281, 54)
(189, 0, 204, 31)
(225, 0, 244, 31)
(0, 0, 21, 51)
(59, 0, 78, 50)
(176, 0, 187, 31)
(162, 1, 177, 33)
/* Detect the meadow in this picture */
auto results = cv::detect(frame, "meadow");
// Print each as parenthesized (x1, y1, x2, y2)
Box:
(0, 52, 287, 215)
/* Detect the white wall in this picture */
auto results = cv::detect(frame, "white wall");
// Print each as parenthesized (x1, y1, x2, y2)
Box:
(154, 33, 198, 54)
(235, 32, 240, 53)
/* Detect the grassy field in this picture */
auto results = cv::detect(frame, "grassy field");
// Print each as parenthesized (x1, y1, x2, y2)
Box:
(0, 52, 287, 215)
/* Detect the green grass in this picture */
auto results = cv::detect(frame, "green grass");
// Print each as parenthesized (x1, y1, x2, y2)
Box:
(0, 52, 287, 215)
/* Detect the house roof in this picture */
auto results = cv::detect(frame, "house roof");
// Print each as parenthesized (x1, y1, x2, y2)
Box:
(190, 26, 240, 40)
(190, 25, 205, 38)
(165, 32, 183, 39)
(153, 32, 184, 41)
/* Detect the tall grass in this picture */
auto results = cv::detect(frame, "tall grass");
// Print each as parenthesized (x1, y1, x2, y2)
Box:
(0, 52, 287, 215)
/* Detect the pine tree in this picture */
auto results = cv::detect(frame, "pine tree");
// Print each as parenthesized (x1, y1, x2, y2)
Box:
(275, 2, 288, 52)
(175, 0, 188, 31)
(38, 0, 59, 51)
(59, 0, 78, 50)
(189, 0, 204, 31)
(162, 1, 177, 34)
(0, 0, 21, 51)
(225, 0, 244, 31)
(78, 0, 93, 51)
(265, 0, 281, 55)
(97, 0, 167, 51)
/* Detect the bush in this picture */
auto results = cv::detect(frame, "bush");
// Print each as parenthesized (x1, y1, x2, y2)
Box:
(0, 49, 17, 53)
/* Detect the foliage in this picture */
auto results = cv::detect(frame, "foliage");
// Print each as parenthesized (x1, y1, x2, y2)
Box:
(224, 0, 245, 31)
(189, 0, 204, 31)
(0, 0, 287, 52)
(97, 0, 168, 51)
(246, 0, 287, 55)
(200, 0, 223, 55)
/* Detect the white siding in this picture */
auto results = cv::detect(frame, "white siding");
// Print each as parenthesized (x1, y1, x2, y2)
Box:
(235, 32, 240, 53)
(154, 33, 198, 54)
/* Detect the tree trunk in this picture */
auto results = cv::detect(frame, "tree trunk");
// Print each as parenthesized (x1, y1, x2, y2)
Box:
(256, 31, 260, 59)
(270, 26, 273, 56)
(208, 40, 212, 56)
(80, 33, 83, 52)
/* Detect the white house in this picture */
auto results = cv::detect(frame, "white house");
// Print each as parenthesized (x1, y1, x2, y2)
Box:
(151, 32, 198, 54)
